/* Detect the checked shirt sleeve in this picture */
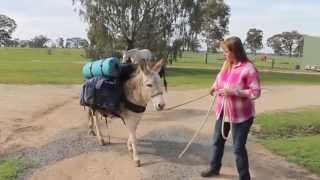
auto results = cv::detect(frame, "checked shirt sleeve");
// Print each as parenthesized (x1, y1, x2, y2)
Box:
(239, 65, 261, 100)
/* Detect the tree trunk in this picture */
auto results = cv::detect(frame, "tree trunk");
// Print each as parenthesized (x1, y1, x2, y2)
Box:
(179, 48, 183, 58)
(289, 44, 292, 57)
(205, 50, 208, 64)
(271, 58, 275, 69)
(127, 39, 134, 50)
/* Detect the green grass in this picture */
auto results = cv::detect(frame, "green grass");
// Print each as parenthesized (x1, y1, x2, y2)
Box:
(0, 48, 87, 84)
(0, 159, 28, 180)
(173, 51, 303, 70)
(1, 48, 320, 85)
(254, 108, 320, 139)
(254, 107, 320, 174)
(263, 136, 320, 174)
(166, 67, 320, 88)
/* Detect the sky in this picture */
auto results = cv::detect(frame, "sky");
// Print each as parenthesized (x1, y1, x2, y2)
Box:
(2, 0, 320, 52)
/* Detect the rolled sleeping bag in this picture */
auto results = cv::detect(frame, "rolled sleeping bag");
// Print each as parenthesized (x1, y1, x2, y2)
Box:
(82, 57, 120, 79)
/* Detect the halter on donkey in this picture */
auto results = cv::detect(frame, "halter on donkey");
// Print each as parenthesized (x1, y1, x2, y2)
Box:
(88, 59, 166, 167)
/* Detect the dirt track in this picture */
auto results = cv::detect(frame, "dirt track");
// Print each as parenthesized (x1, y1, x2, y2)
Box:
(1, 84, 320, 180)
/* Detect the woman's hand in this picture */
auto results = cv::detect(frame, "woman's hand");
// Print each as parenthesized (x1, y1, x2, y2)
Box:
(216, 88, 239, 96)
(209, 88, 215, 96)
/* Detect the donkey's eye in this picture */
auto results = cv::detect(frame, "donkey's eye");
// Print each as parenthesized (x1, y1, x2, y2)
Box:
(146, 84, 153, 88)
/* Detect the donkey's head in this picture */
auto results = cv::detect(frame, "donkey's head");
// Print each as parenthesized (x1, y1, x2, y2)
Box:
(138, 58, 166, 111)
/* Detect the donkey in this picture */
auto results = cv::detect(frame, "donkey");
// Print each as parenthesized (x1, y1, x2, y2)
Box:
(122, 48, 154, 64)
(88, 59, 166, 167)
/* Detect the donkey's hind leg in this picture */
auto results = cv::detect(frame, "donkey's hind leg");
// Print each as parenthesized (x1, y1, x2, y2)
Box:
(88, 109, 96, 136)
(105, 117, 111, 144)
(127, 137, 133, 153)
(93, 112, 105, 145)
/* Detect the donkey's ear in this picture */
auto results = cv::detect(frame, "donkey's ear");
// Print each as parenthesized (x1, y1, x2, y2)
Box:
(152, 58, 166, 73)
(138, 59, 150, 73)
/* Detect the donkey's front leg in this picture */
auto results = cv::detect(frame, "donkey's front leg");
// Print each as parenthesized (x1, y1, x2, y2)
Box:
(129, 132, 140, 167)
(126, 118, 141, 167)
(93, 112, 105, 145)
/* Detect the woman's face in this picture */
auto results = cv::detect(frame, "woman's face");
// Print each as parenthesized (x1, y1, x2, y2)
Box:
(223, 47, 236, 63)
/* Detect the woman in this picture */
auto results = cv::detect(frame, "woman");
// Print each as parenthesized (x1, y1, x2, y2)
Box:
(201, 37, 261, 180)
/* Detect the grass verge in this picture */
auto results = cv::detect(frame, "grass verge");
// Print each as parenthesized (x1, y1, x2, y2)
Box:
(254, 107, 320, 175)
(0, 158, 29, 180)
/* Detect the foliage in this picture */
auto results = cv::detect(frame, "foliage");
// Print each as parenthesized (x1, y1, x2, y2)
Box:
(85, 18, 115, 59)
(267, 31, 304, 57)
(201, 0, 230, 50)
(74, 0, 181, 52)
(56, 37, 65, 48)
(201, 0, 230, 64)
(245, 28, 263, 54)
(29, 35, 50, 48)
(73, 0, 230, 59)
(0, 14, 17, 46)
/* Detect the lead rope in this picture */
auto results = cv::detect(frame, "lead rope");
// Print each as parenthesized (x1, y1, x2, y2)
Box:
(178, 93, 217, 159)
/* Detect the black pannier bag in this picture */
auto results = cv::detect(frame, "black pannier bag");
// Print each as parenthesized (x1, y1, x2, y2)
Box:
(80, 76, 122, 116)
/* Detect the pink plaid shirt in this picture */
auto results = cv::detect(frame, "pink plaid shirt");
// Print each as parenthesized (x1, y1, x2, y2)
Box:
(211, 61, 261, 123)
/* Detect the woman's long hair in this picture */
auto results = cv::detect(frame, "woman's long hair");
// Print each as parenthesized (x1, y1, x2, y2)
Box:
(221, 36, 248, 73)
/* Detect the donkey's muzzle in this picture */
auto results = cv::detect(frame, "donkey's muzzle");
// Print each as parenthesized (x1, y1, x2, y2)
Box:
(156, 103, 165, 111)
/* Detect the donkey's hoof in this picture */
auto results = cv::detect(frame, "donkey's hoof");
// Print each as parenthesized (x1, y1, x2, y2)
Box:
(99, 139, 106, 146)
(88, 130, 96, 136)
(134, 160, 141, 167)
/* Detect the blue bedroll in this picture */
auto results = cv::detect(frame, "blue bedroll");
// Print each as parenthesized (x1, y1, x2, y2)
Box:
(82, 57, 120, 79)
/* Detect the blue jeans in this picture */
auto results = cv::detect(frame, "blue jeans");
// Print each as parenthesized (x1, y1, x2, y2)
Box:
(210, 114, 254, 180)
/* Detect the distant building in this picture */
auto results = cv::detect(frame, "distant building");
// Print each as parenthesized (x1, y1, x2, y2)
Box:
(303, 35, 320, 67)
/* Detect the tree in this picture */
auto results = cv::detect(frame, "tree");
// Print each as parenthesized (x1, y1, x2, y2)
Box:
(267, 31, 304, 57)
(73, 0, 230, 59)
(74, 0, 181, 53)
(201, 0, 230, 64)
(267, 35, 284, 56)
(0, 14, 17, 46)
(295, 36, 304, 57)
(180, 0, 203, 53)
(19, 40, 31, 48)
(245, 28, 263, 55)
(86, 18, 116, 58)
(30, 35, 50, 48)
(56, 37, 64, 48)
(5, 38, 19, 47)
